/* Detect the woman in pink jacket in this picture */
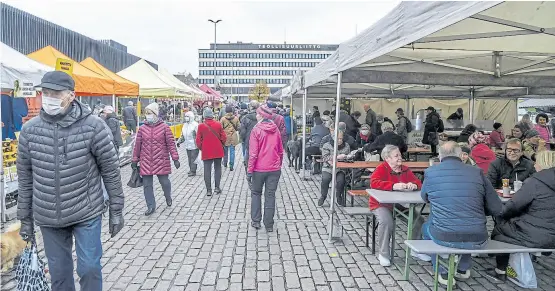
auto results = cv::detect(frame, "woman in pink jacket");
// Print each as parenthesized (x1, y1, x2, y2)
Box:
(248, 104, 284, 232)
(132, 103, 180, 216)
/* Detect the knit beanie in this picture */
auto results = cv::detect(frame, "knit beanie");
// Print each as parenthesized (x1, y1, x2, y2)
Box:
(257, 105, 274, 120)
(145, 103, 159, 116)
(203, 107, 214, 119)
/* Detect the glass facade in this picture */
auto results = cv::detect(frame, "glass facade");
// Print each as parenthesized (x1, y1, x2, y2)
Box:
(199, 52, 332, 59)
(199, 70, 296, 76)
(199, 61, 319, 68)
(198, 79, 291, 85)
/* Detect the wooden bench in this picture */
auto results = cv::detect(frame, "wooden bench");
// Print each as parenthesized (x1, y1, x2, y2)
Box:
(347, 189, 369, 207)
(405, 240, 555, 291)
(343, 207, 376, 254)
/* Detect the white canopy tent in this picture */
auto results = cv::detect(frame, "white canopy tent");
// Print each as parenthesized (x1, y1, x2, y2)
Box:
(118, 59, 192, 98)
(298, 1, 555, 242)
(1, 42, 52, 222)
(158, 68, 202, 99)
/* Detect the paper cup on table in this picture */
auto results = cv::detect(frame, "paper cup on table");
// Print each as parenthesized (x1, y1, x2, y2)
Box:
(502, 186, 511, 198)
(514, 180, 523, 192)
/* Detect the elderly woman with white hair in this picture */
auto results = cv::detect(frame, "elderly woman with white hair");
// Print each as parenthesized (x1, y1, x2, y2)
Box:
(490, 151, 555, 281)
(364, 122, 408, 156)
(369, 145, 426, 267)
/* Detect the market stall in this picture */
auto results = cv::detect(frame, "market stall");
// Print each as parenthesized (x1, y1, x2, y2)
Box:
(297, 1, 555, 240)
(1, 42, 52, 222)
(118, 59, 192, 138)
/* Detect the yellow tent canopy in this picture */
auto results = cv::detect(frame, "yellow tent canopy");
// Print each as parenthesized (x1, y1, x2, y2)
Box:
(80, 57, 139, 96)
(27, 46, 114, 96)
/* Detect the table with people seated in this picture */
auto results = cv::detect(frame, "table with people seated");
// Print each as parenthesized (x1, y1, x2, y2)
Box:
(366, 189, 425, 280)
(406, 147, 432, 160)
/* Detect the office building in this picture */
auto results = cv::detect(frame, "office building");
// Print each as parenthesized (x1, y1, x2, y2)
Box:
(198, 42, 338, 102)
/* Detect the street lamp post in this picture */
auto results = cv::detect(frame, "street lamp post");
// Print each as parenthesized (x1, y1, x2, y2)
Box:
(208, 19, 222, 94)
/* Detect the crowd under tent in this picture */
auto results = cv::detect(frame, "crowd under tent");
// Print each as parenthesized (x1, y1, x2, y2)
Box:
(296, 1, 555, 241)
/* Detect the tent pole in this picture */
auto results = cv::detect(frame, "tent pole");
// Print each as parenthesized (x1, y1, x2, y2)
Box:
(112, 94, 117, 113)
(514, 98, 519, 125)
(301, 89, 307, 179)
(290, 94, 294, 140)
(328, 72, 342, 243)
(469, 90, 475, 124)
(405, 96, 410, 118)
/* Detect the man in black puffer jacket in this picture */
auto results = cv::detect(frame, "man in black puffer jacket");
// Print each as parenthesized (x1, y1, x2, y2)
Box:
(240, 100, 260, 168)
(16, 71, 124, 291)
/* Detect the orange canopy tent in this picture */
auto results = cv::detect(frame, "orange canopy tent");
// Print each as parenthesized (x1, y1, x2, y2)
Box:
(80, 57, 139, 96)
(27, 46, 114, 96)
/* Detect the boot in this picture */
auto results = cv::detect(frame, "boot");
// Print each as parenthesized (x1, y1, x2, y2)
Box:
(145, 207, 155, 216)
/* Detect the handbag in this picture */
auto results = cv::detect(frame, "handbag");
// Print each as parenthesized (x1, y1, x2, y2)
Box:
(127, 167, 143, 188)
(204, 121, 225, 147)
(16, 241, 51, 291)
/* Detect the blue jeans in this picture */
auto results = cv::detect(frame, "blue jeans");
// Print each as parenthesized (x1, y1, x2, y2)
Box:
(224, 145, 236, 167)
(422, 222, 486, 275)
(41, 215, 103, 291)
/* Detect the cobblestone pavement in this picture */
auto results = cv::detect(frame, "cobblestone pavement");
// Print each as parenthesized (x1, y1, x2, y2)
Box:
(2, 145, 555, 290)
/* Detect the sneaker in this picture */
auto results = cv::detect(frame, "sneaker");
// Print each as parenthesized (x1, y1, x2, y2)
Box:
(144, 207, 155, 216)
(484, 268, 507, 282)
(318, 196, 326, 207)
(188, 172, 196, 177)
(266, 227, 274, 232)
(230, 166, 234, 171)
(378, 255, 391, 267)
(251, 222, 261, 229)
(411, 252, 432, 262)
(214, 188, 222, 195)
(207, 190, 213, 197)
(438, 274, 457, 287)
(455, 269, 471, 280)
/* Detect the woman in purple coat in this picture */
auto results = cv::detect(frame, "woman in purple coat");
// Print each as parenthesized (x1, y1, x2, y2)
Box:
(132, 103, 180, 216)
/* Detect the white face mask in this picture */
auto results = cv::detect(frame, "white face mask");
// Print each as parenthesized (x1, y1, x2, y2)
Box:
(146, 114, 157, 122)
(42, 95, 64, 116)
(361, 130, 370, 136)
(184, 116, 191, 123)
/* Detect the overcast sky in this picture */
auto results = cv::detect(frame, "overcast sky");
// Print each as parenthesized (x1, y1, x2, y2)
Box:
(4, 0, 398, 76)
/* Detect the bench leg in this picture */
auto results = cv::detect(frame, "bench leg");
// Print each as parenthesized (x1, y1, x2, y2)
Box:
(390, 204, 397, 261)
(447, 255, 456, 291)
(351, 195, 354, 207)
(365, 216, 369, 248)
(433, 254, 440, 291)
(372, 215, 376, 255)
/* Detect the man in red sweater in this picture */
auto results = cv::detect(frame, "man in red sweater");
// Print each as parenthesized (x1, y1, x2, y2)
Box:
(370, 145, 428, 267)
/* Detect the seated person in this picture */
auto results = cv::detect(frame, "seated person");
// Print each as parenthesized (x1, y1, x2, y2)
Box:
(509, 124, 524, 140)
(319, 132, 351, 207)
(459, 144, 477, 166)
(355, 124, 376, 148)
(469, 131, 496, 173)
(487, 138, 535, 189)
(305, 118, 330, 172)
(365, 122, 408, 155)
(457, 124, 477, 143)
(490, 151, 555, 281)
(523, 129, 547, 161)
(421, 142, 502, 287)
(320, 122, 356, 150)
(370, 145, 424, 267)
(489, 122, 505, 149)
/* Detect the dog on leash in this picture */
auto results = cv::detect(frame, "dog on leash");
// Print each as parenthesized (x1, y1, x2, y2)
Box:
(1, 221, 27, 272)
(287, 135, 302, 173)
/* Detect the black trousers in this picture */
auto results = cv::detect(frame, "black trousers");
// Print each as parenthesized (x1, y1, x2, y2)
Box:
(203, 158, 222, 190)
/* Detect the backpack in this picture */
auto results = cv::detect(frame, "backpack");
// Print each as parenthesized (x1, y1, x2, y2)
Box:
(437, 117, 445, 133)
(403, 116, 413, 133)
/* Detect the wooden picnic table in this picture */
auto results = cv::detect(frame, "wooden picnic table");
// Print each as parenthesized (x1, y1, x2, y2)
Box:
(337, 161, 432, 172)
(407, 147, 432, 160)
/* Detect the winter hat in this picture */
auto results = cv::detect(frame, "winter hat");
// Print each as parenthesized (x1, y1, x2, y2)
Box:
(103, 105, 114, 114)
(203, 107, 214, 119)
(426, 106, 435, 111)
(395, 108, 404, 114)
(267, 102, 277, 109)
(525, 129, 540, 139)
(493, 122, 502, 130)
(360, 124, 370, 131)
(145, 102, 159, 116)
(257, 105, 274, 120)
(128, 101, 133, 106)
(468, 132, 488, 148)
(225, 105, 233, 113)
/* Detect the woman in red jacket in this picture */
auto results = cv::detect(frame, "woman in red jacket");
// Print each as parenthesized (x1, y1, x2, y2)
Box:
(132, 103, 180, 216)
(468, 131, 496, 173)
(370, 145, 426, 267)
(196, 107, 226, 196)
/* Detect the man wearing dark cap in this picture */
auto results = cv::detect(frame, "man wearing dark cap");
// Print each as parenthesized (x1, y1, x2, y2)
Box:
(16, 71, 124, 291)
(395, 108, 410, 143)
(447, 107, 464, 128)
(423, 106, 442, 156)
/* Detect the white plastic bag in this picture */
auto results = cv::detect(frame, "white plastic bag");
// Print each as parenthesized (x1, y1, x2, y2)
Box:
(507, 253, 537, 288)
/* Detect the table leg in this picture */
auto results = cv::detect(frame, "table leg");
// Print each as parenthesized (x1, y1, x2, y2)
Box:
(433, 254, 440, 291)
(403, 204, 415, 280)
(390, 204, 397, 261)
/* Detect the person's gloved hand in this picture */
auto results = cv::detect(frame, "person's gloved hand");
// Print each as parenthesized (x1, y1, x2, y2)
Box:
(109, 212, 124, 238)
(19, 220, 34, 242)
(176, 140, 181, 148)
(131, 162, 138, 170)
(247, 173, 253, 183)
(174, 160, 181, 169)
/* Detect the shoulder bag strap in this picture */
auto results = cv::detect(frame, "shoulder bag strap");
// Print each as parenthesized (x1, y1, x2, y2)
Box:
(204, 121, 225, 146)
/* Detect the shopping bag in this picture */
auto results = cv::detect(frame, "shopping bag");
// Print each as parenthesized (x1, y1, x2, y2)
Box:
(16, 242, 51, 291)
(127, 167, 143, 188)
(507, 253, 538, 288)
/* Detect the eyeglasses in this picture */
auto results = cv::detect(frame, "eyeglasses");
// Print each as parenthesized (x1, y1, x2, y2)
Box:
(506, 148, 521, 153)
